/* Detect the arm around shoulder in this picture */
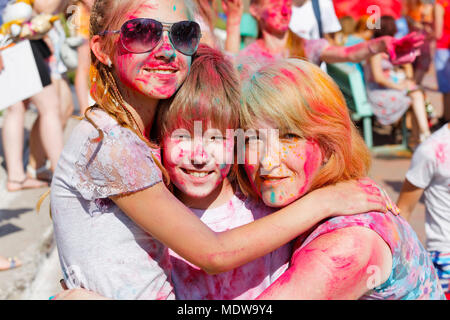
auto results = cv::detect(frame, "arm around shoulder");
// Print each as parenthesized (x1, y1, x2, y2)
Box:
(257, 226, 393, 299)
(112, 184, 333, 274)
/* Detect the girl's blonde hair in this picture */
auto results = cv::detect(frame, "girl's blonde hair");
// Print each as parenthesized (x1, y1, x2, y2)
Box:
(237, 58, 371, 198)
(86, 0, 197, 184)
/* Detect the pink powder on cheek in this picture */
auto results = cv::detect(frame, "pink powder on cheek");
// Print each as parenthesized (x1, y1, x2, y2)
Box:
(295, 140, 322, 196)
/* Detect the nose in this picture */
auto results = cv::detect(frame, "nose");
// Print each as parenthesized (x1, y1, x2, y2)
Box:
(191, 139, 208, 166)
(281, 5, 290, 16)
(259, 144, 281, 175)
(154, 31, 176, 61)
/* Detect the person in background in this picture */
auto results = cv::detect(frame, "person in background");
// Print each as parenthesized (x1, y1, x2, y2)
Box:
(334, 16, 356, 47)
(235, 0, 424, 70)
(237, 58, 444, 300)
(195, 0, 244, 53)
(289, 0, 341, 44)
(27, 0, 74, 182)
(404, 0, 434, 85)
(364, 15, 431, 146)
(1, 0, 64, 192)
(72, 0, 93, 116)
(434, 0, 450, 125)
(397, 121, 450, 300)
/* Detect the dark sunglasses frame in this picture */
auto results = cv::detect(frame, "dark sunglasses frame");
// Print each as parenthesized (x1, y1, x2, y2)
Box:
(98, 18, 202, 56)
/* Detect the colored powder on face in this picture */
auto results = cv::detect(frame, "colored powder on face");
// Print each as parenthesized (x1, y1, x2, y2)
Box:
(270, 191, 276, 204)
(173, 5, 176, 11)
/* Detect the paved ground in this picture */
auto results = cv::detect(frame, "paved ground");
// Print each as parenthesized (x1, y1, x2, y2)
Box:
(0, 66, 444, 299)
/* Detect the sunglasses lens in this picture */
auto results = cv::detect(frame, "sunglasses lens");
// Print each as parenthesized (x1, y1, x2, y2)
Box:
(170, 21, 201, 56)
(121, 19, 162, 53)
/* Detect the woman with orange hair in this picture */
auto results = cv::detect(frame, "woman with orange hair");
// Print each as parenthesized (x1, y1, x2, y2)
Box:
(237, 58, 445, 299)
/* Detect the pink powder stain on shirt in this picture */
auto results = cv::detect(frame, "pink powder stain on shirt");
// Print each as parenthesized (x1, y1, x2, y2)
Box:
(280, 68, 297, 83)
(296, 139, 322, 196)
(435, 143, 447, 165)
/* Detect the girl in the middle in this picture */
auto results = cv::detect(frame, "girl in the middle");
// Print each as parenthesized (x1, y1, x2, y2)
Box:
(156, 44, 291, 299)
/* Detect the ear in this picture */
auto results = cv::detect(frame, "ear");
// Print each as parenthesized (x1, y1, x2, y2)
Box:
(90, 35, 112, 66)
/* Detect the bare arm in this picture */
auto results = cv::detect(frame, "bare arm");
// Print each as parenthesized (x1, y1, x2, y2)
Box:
(223, 0, 243, 54)
(320, 37, 389, 64)
(397, 179, 424, 221)
(257, 227, 392, 299)
(74, 42, 91, 115)
(434, 3, 445, 40)
(368, 54, 405, 90)
(403, 63, 414, 80)
(112, 179, 388, 275)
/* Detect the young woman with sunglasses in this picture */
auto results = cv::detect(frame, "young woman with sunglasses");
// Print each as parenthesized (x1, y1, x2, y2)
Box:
(50, 0, 394, 300)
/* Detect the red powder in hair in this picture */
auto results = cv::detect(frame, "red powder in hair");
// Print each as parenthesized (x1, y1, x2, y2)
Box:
(281, 68, 297, 83)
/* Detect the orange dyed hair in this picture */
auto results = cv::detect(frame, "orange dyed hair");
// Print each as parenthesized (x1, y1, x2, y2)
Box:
(238, 58, 371, 198)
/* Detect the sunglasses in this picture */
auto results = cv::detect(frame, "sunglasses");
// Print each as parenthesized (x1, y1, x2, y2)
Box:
(99, 18, 202, 56)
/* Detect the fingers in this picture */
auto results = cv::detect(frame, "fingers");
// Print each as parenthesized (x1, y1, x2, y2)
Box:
(357, 178, 396, 214)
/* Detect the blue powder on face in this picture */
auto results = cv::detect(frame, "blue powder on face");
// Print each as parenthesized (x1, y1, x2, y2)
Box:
(270, 191, 276, 204)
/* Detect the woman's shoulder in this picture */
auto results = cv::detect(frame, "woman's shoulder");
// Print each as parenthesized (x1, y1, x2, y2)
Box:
(298, 212, 402, 254)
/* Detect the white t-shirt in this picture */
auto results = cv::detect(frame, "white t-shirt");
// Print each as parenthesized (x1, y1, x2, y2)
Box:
(169, 191, 292, 300)
(406, 124, 450, 252)
(289, 0, 341, 40)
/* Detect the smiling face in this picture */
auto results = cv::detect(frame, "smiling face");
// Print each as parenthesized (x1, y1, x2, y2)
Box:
(162, 126, 234, 200)
(113, 0, 192, 100)
(252, 0, 292, 35)
(244, 122, 324, 208)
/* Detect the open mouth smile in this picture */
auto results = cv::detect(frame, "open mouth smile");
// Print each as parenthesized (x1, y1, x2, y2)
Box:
(181, 168, 215, 178)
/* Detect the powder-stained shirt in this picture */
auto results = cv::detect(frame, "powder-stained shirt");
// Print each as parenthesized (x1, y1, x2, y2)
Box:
(170, 190, 292, 300)
(297, 211, 446, 300)
(406, 124, 450, 253)
(51, 108, 175, 300)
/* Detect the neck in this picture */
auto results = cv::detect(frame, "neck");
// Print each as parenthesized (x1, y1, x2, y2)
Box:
(260, 29, 289, 56)
(117, 82, 159, 137)
(176, 179, 235, 210)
